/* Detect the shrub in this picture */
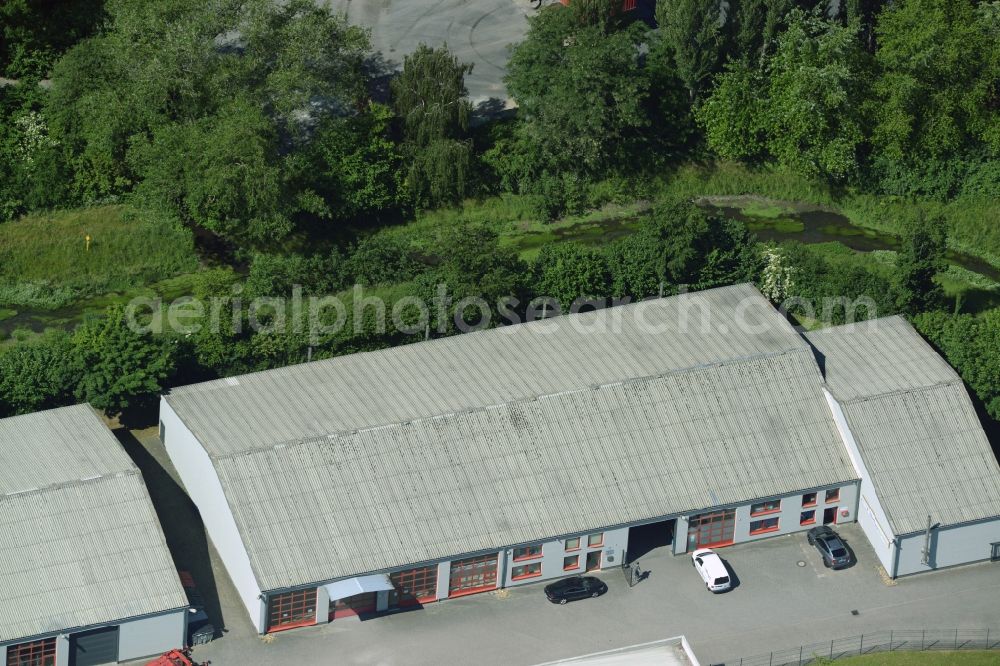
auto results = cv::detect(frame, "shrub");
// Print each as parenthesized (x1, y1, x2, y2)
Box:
(245, 251, 347, 298)
(533, 243, 612, 310)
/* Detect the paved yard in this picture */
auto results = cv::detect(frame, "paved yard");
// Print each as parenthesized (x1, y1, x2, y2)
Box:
(325, 0, 533, 104)
(126, 428, 1000, 666)
(180, 516, 1000, 666)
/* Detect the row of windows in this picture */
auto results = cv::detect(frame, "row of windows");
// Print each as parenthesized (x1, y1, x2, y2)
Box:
(566, 533, 604, 551)
(750, 489, 841, 517)
(751, 506, 840, 534)
(513, 532, 604, 563)
(511, 561, 542, 579)
(515, 552, 602, 577)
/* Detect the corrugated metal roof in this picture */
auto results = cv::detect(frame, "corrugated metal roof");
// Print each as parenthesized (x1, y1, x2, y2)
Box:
(806, 317, 1000, 534)
(200, 344, 853, 590)
(0, 405, 188, 643)
(805, 316, 957, 402)
(166, 284, 808, 458)
(0, 405, 136, 494)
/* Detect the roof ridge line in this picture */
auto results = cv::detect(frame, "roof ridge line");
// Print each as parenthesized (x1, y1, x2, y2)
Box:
(836, 377, 964, 405)
(211, 345, 811, 462)
(168, 283, 775, 399)
(0, 468, 138, 502)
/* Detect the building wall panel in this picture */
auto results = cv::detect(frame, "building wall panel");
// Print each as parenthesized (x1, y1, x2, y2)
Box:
(826, 389, 903, 576)
(117, 611, 186, 661)
(895, 518, 1000, 576)
(503, 527, 628, 588)
(159, 398, 265, 633)
(434, 561, 451, 601)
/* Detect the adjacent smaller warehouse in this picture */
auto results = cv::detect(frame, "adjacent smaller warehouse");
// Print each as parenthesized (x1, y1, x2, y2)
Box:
(0, 405, 189, 666)
(807, 317, 1000, 577)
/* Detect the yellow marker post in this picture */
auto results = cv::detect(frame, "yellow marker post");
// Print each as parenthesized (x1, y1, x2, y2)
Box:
(85, 234, 91, 252)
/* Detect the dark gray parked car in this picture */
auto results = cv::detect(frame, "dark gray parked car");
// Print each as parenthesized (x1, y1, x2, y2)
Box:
(807, 526, 852, 569)
(545, 576, 608, 604)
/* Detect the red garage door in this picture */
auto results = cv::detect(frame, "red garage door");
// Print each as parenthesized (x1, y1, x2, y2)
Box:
(448, 554, 498, 598)
(687, 508, 736, 549)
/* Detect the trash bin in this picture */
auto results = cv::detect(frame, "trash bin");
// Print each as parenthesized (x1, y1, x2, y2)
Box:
(190, 624, 215, 646)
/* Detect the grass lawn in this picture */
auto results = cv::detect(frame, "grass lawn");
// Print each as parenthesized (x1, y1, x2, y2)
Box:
(833, 651, 1000, 665)
(0, 205, 200, 309)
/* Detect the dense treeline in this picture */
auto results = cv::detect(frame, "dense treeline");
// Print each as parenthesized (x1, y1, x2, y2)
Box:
(2, 195, 975, 420)
(2, 0, 998, 229)
(0, 0, 104, 80)
(1, 0, 999, 423)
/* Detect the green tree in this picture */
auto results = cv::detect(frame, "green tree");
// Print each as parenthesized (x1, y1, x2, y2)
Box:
(607, 198, 758, 294)
(391, 44, 474, 208)
(0, 0, 104, 79)
(870, 0, 1000, 175)
(47, 0, 371, 242)
(913, 309, 1000, 420)
(699, 10, 866, 182)
(0, 84, 70, 220)
(502, 6, 649, 209)
(895, 214, 947, 314)
(655, 0, 727, 102)
(695, 60, 767, 162)
(418, 225, 527, 331)
(778, 242, 902, 324)
(345, 234, 424, 287)
(534, 243, 612, 310)
(133, 100, 291, 244)
(0, 332, 78, 417)
(606, 233, 663, 300)
(71, 304, 178, 414)
(303, 103, 405, 221)
(732, 0, 794, 65)
(763, 10, 865, 181)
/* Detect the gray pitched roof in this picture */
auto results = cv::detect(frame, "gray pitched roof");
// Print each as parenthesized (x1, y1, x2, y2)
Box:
(166, 285, 856, 591)
(0, 405, 188, 643)
(165, 283, 803, 457)
(806, 317, 1000, 534)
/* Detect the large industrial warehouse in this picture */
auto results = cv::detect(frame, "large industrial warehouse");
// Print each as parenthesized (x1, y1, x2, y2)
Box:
(0, 405, 189, 665)
(159, 283, 1000, 635)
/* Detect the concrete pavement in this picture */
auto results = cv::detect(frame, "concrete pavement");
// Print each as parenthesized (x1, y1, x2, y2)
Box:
(324, 0, 534, 104)
(184, 522, 1000, 665)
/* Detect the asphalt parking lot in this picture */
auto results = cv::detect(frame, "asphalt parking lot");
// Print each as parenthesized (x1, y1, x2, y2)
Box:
(326, 0, 533, 104)
(180, 517, 1000, 666)
(126, 427, 1000, 666)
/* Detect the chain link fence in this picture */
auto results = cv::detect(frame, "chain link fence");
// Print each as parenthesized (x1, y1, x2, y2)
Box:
(717, 628, 1000, 666)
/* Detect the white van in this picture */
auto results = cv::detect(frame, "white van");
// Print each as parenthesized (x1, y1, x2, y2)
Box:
(691, 548, 732, 593)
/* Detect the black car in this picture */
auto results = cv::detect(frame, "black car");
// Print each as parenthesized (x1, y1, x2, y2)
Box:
(807, 526, 852, 569)
(544, 576, 608, 604)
